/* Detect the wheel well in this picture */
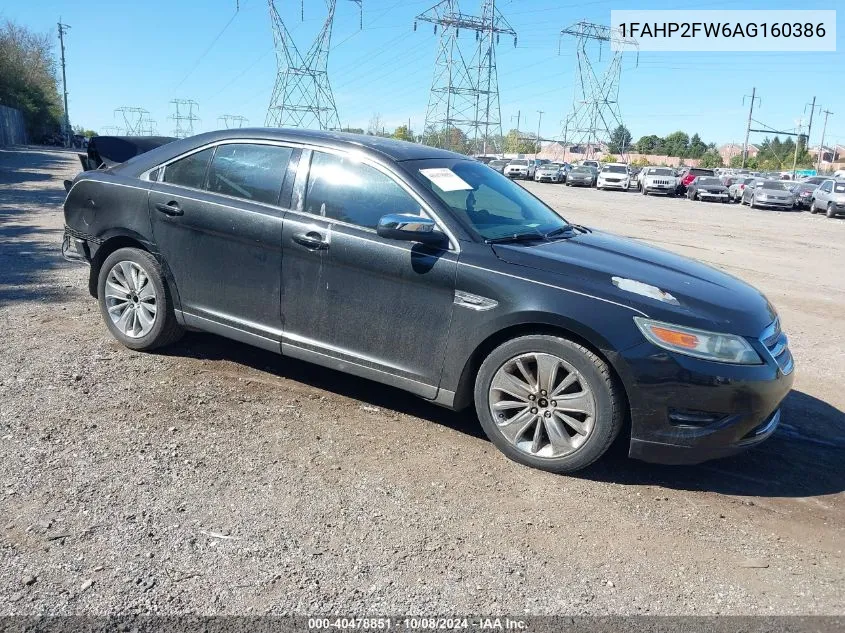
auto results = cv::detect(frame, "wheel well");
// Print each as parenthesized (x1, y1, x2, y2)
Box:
(88, 237, 150, 297)
(452, 324, 631, 425)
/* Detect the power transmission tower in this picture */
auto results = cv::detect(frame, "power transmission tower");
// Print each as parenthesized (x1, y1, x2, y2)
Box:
(168, 99, 201, 138)
(265, 0, 362, 130)
(140, 117, 158, 136)
(559, 21, 637, 160)
(218, 114, 250, 129)
(416, 0, 516, 154)
(114, 107, 150, 136)
(57, 21, 71, 146)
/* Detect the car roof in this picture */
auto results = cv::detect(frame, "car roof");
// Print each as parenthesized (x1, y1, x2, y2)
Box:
(115, 127, 465, 176)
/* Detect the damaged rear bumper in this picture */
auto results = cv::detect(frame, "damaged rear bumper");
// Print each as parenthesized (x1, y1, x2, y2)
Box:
(62, 226, 97, 264)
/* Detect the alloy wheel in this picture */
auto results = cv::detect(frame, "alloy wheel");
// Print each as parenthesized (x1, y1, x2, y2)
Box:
(487, 352, 596, 458)
(104, 260, 158, 338)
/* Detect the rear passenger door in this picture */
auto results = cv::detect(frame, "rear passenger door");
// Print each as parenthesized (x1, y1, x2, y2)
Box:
(149, 142, 297, 346)
(280, 149, 458, 395)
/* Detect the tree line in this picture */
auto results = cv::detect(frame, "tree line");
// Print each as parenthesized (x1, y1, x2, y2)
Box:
(0, 20, 63, 140)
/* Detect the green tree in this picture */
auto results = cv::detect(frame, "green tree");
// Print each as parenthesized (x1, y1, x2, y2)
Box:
(698, 149, 724, 168)
(72, 125, 98, 137)
(503, 128, 538, 154)
(634, 134, 662, 154)
(600, 154, 618, 163)
(0, 20, 63, 139)
(663, 131, 690, 157)
(688, 133, 707, 159)
(392, 125, 414, 142)
(607, 125, 632, 154)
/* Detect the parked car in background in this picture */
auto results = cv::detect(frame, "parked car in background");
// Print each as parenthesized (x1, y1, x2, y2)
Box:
(799, 176, 828, 186)
(62, 128, 794, 473)
(566, 165, 597, 187)
(833, 170, 845, 180)
(488, 159, 509, 174)
(809, 179, 845, 217)
(504, 159, 530, 179)
(678, 167, 716, 194)
(475, 156, 495, 165)
(580, 160, 600, 170)
(597, 163, 631, 191)
(528, 159, 550, 179)
(728, 177, 755, 203)
(686, 176, 730, 203)
(639, 167, 677, 196)
(629, 167, 642, 190)
(791, 182, 818, 209)
(534, 162, 565, 183)
(741, 180, 795, 209)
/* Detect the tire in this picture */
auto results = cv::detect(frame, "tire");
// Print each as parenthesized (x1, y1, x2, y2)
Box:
(827, 203, 837, 218)
(474, 335, 624, 474)
(97, 247, 184, 351)
(809, 200, 817, 213)
(750, 195, 756, 209)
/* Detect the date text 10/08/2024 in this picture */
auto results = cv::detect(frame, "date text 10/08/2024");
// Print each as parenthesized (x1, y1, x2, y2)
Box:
(308, 618, 529, 630)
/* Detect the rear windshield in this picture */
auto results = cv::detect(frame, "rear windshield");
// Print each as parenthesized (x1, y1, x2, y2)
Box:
(761, 181, 787, 190)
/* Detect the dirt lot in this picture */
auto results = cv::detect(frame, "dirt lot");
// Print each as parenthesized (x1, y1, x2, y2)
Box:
(1, 147, 843, 616)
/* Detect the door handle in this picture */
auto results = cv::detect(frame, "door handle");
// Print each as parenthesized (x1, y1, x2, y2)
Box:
(292, 231, 329, 250)
(155, 202, 183, 217)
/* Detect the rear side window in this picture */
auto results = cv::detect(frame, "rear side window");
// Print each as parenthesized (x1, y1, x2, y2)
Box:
(206, 143, 292, 204)
(304, 152, 422, 229)
(163, 148, 214, 189)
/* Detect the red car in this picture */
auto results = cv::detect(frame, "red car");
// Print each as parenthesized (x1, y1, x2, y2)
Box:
(679, 167, 716, 193)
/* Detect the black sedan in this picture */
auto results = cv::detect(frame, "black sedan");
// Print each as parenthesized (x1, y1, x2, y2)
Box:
(62, 129, 794, 473)
(565, 165, 597, 187)
(790, 182, 818, 209)
(686, 176, 730, 203)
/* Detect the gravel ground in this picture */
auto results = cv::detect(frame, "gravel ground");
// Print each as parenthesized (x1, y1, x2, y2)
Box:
(0, 147, 843, 616)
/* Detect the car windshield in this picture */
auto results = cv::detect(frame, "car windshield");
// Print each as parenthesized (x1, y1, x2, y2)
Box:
(761, 181, 787, 190)
(697, 178, 721, 186)
(408, 159, 569, 241)
(489, 161, 506, 166)
(571, 166, 591, 173)
(647, 168, 674, 176)
(603, 165, 627, 174)
(510, 160, 528, 166)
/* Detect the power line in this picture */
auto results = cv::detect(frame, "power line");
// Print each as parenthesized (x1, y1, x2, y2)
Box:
(174, 7, 241, 91)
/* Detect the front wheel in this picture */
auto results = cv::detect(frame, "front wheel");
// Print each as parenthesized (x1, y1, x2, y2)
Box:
(474, 335, 624, 473)
(97, 247, 184, 351)
(827, 203, 838, 218)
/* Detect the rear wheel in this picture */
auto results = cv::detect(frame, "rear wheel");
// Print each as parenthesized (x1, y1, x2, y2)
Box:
(97, 248, 183, 351)
(474, 335, 624, 473)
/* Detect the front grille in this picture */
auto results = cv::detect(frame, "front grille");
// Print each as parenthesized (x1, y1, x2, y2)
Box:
(760, 318, 794, 374)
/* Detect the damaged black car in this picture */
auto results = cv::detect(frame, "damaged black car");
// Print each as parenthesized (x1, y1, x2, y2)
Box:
(62, 129, 794, 473)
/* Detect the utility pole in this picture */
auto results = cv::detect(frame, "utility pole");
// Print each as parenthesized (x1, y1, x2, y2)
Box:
(816, 109, 832, 173)
(535, 110, 544, 160)
(741, 87, 759, 168)
(804, 96, 819, 146)
(511, 110, 521, 134)
(57, 21, 71, 146)
(791, 119, 803, 179)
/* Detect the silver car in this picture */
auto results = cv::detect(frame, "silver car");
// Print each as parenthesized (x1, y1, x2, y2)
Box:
(639, 166, 677, 196)
(534, 162, 565, 183)
(729, 177, 756, 203)
(810, 179, 845, 218)
(740, 180, 795, 210)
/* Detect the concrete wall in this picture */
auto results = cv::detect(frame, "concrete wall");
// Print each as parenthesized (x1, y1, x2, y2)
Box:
(0, 105, 28, 146)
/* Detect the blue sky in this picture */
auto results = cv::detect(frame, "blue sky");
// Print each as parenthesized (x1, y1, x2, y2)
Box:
(5, 0, 843, 148)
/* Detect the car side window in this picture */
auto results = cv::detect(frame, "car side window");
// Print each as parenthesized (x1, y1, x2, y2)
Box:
(305, 152, 422, 229)
(821, 181, 832, 192)
(205, 143, 292, 205)
(163, 148, 214, 189)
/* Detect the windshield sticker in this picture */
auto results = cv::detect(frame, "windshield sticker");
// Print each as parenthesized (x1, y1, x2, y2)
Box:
(419, 168, 473, 192)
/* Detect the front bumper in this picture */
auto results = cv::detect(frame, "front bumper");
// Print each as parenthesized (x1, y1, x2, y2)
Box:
(535, 174, 558, 182)
(754, 198, 794, 208)
(698, 192, 729, 201)
(505, 170, 528, 178)
(599, 180, 629, 190)
(568, 178, 593, 186)
(617, 336, 794, 465)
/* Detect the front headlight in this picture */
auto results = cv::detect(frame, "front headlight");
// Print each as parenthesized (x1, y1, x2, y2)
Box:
(633, 317, 763, 364)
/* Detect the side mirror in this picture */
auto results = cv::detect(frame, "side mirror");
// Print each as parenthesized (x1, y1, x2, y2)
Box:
(377, 213, 446, 247)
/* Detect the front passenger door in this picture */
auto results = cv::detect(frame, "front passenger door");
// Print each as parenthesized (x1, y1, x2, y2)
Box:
(281, 150, 458, 395)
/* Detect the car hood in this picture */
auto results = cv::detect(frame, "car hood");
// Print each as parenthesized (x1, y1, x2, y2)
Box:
(492, 230, 775, 336)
